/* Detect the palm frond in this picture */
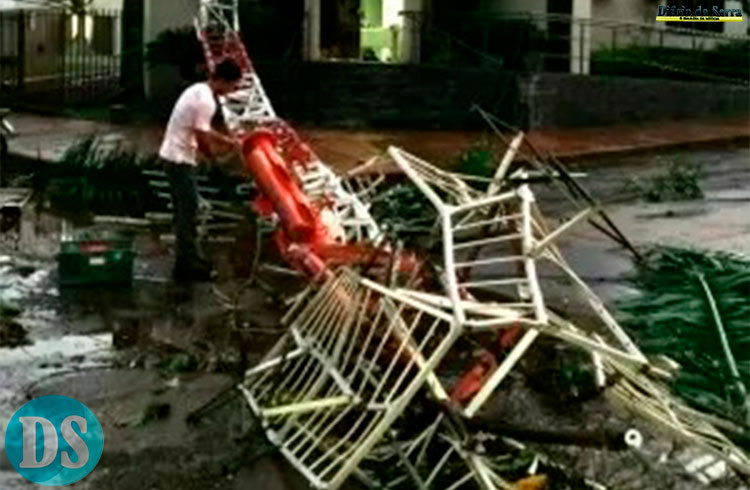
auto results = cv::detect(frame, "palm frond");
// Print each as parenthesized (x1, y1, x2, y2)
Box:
(618, 245, 750, 432)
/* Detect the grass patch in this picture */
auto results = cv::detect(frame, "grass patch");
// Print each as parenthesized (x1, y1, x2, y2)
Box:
(627, 160, 703, 203)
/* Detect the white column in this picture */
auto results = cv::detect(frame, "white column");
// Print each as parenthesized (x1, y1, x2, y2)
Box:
(113, 9, 122, 56)
(399, 0, 422, 63)
(724, 1, 746, 37)
(304, 0, 321, 60)
(570, 0, 592, 74)
(143, 0, 152, 98)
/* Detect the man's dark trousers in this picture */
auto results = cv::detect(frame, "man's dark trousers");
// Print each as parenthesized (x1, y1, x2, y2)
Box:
(163, 160, 201, 263)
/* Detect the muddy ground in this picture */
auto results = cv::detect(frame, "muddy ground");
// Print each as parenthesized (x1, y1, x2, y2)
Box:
(1, 143, 749, 489)
(0, 209, 312, 489)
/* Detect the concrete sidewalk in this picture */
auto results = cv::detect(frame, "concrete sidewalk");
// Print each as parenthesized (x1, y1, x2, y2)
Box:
(6, 112, 749, 171)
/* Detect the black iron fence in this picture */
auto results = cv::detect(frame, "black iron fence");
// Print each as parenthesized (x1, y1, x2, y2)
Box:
(417, 11, 750, 85)
(0, 8, 122, 108)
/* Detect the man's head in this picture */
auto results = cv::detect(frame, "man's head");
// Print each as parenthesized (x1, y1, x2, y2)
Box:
(210, 59, 242, 96)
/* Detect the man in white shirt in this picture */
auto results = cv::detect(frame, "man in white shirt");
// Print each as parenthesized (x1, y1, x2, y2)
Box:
(159, 59, 242, 281)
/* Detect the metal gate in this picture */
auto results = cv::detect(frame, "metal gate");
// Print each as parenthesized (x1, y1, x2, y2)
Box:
(0, 8, 122, 108)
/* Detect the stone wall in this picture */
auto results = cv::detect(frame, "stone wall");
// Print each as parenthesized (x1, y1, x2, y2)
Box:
(151, 61, 749, 129)
(253, 62, 749, 129)
(254, 62, 523, 129)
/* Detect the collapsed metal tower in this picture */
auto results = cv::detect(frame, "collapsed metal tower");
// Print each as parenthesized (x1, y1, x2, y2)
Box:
(195, 2, 750, 488)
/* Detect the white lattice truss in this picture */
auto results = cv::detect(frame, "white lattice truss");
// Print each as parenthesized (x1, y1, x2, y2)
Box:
(241, 145, 750, 489)
(196, 0, 382, 245)
(241, 270, 461, 488)
(195, 1, 750, 487)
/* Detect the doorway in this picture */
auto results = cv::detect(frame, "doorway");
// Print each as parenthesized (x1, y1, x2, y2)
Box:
(320, 0, 361, 59)
(546, 0, 572, 72)
(318, 0, 405, 62)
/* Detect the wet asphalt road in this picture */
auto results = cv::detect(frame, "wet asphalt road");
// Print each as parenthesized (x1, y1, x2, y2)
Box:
(0, 143, 748, 489)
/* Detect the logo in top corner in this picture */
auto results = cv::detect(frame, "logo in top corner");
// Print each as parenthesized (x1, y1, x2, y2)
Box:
(656, 4, 744, 21)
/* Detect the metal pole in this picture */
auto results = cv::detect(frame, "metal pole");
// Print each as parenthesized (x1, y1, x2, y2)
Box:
(111, 11, 116, 91)
(579, 20, 584, 74)
(93, 10, 98, 98)
(113, 11, 118, 91)
(81, 11, 86, 103)
(16, 10, 25, 92)
(0, 12, 4, 90)
(76, 11, 81, 104)
(659, 30, 664, 77)
(0, 12, 5, 92)
(692, 29, 696, 71)
(60, 11, 67, 101)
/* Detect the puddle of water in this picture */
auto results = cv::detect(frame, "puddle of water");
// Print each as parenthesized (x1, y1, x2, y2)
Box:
(0, 333, 113, 474)
(0, 333, 112, 369)
(1, 205, 122, 478)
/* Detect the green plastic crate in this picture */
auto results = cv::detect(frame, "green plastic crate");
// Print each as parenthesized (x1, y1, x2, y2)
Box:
(57, 230, 135, 286)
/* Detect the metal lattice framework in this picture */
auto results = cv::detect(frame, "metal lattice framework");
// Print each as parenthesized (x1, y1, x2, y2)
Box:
(195, 1, 750, 488)
(240, 143, 750, 488)
(241, 269, 461, 489)
(196, 0, 382, 245)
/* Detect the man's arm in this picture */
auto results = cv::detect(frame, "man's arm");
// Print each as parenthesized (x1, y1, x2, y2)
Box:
(194, 128, 240, 158)
(193, 88, 241, 160)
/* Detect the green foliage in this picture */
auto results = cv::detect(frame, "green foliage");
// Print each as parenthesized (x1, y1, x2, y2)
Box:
(627, 160, 703, 203)
(39, 135, 160, 217)
(458, 146, 494, 179)
(592, 40, 750, 83)
(146, 27, 206, 81)
(618, 246, 750, 430)
(455, 139, 513, 193)
(160, 352, 198, 374)
(39, 135, 250, 219)
(369, 183, 438, 241)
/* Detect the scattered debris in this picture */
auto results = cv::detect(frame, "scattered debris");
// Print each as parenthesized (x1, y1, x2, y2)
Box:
(160, 352, 198, 374)
(516, 474, 548, 490)
(139, 401, 172, 426)
(627, 160, 704, 203)
(0, 256, 51, 305)
(0, 318, 28, 347)
(369, 182, 437, 240)
(0, 296, 21, 318)
(0, 188, 32, 249)
(57, 228, 136, 286)
(2, 3, 737, 490)
(192, 2, 750, 488)
(39, 135, 159, 216)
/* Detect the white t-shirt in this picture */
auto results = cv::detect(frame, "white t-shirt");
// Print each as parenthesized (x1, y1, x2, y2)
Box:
(159, 82, 217, 166)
